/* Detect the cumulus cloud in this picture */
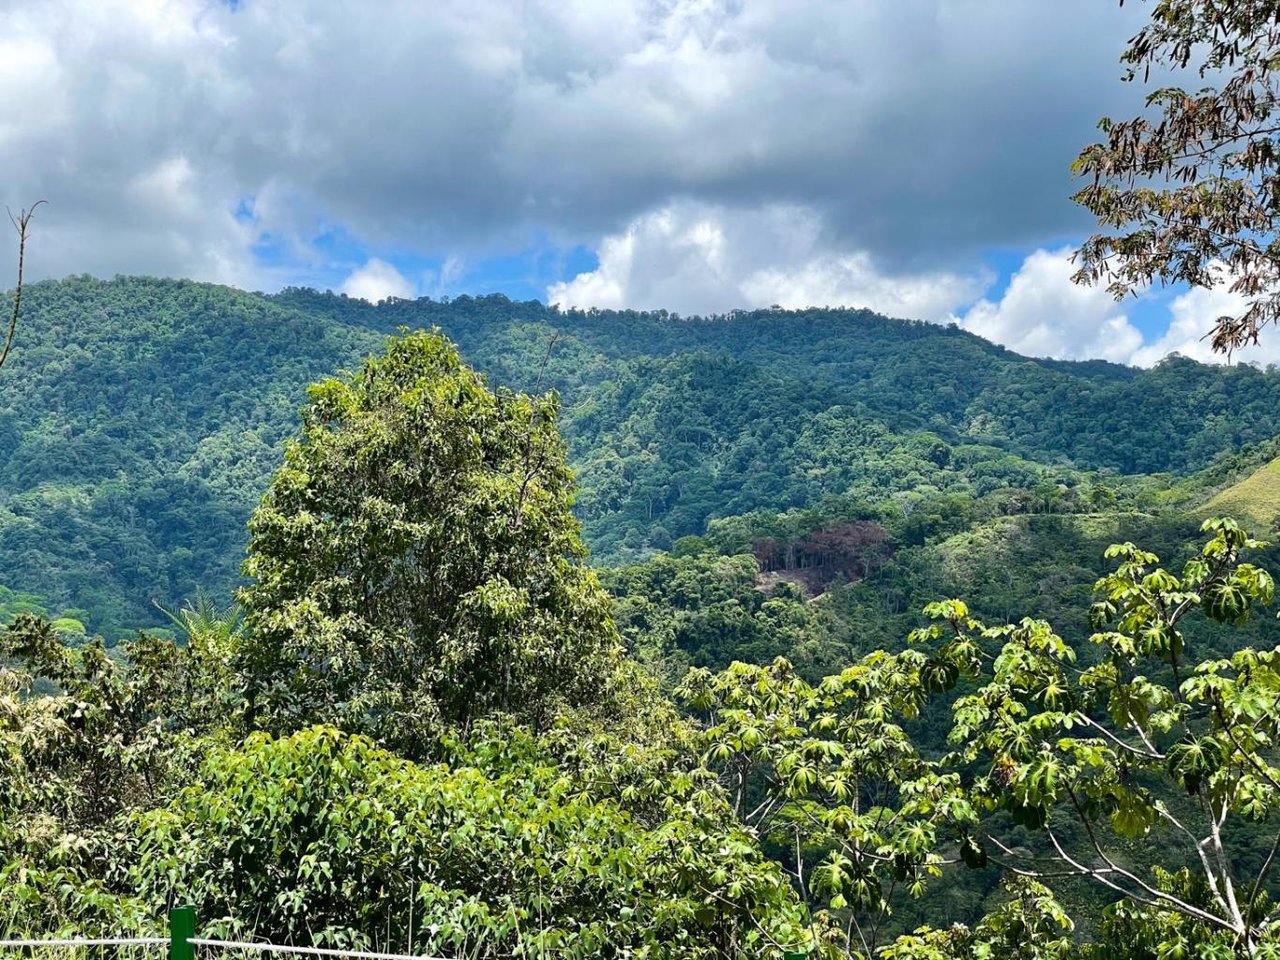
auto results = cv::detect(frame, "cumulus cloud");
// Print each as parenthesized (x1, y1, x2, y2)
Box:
(1127, 268, 1280, 367)
(0, 0, 1146, 289)
(951, 252, 1280, 367)
(548, 201, 986, 319)
(551, 213, 1277, 369)
(341, 258, 414, 302)
(950, 250, 1280, 367)
(954, 248, 1143, 363)
(15, 0, 1244, 367)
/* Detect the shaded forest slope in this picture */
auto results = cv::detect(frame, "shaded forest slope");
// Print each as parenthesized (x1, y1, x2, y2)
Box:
(3, 275, 1279, 636)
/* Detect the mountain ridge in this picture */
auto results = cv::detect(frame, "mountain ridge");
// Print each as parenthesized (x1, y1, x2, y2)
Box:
(2, 274, 1277, 638)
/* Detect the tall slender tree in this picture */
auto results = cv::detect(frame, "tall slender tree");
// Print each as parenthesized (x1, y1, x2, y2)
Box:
(237, 330, 620, 754)
(0, 201, 44, 372)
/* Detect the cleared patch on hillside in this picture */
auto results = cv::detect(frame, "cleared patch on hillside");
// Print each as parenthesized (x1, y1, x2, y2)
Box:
(1201, 456, 1280, 533)
(751, 519, 892, 598)
(754, 568, 828, 600)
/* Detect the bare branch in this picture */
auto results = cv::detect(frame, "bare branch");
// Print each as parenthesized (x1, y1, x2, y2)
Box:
(1074, 711, 1165, 760)
(0, 200, 45, 373)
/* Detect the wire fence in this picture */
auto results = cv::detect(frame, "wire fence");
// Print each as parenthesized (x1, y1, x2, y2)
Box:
(0, 910, 455, 960)
(0, 942, 166, 949)
(190, 941, 454, 960)
(0, 938, 167, 960)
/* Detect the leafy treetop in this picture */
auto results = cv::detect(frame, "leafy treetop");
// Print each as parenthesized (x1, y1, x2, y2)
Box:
(237, 329, 620, 755)
(1075, 0, 1280, 354)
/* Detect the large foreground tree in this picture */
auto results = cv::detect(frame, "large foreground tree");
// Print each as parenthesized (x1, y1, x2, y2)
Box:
(237, 330, 620, 753)
(1074, 0, 1280, 354)
(909, 518, 1280, 958)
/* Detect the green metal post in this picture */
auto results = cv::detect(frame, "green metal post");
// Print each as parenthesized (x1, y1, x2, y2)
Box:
(169, 905, 195, 960)
(784, 952, 807, 960)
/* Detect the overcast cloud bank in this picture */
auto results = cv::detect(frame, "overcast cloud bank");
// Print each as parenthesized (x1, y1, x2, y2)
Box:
(5, 0, 1243, 367)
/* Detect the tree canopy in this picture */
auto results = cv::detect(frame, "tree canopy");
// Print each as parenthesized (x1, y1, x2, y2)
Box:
(237, 330, 620, 752)
(6, 277, 1280, 639)
(10, 282, 1280, 956)
(1075, 0, 1280, 354)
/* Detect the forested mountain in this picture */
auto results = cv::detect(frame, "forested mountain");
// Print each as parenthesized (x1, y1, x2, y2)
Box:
(2, 275, 1279, 638)
(7, 289, 1280, 958)
(12, 1, 1280, 953)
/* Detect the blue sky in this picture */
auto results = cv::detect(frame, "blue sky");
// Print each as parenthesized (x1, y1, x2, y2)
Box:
(0, 0, 1263, 366)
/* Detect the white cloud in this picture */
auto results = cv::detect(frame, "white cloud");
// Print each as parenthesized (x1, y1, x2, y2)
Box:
(548, 202, 986, 320)
(554, 221, 1279, 369)
(955, 251, 1280, 367)
(341, 258, 414, 303)
(1129, 268, 1280, 367)
(954, 248, 1143, 362)
(0, 0, 1146, 289)
(16, 0, 1253, 370)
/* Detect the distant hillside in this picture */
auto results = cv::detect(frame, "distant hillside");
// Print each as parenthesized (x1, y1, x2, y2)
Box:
(273, 287, 1273, 476)
(1202, 456, 1280, 532)
(613, 500, 1280, 685)
(4, 275, 1280, 638)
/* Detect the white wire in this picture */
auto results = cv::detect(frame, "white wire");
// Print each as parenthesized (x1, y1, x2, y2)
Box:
(0, 933, 454, 960)
(189, 940, 453, 960)
(0, 940, 168, 949)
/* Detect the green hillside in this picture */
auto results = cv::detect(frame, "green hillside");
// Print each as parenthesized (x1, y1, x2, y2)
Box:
(6, 283, 1280, 957)
(4, 275, 1280, 638)
(1202, 455, 1280, 532)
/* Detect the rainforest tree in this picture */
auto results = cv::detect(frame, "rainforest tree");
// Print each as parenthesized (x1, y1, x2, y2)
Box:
(1075, 0, 1280, 354)
(129, 725, 810, 960)
(911, 519, 1280, 957)
(679, 656, 977, 959)
(237, 330, 620, 753)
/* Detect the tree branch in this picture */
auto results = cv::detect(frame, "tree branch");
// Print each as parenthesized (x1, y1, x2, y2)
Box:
(0, 201, 45, 373)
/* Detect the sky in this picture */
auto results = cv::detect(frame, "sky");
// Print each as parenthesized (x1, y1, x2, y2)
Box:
(0, 0, 1267, 367)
